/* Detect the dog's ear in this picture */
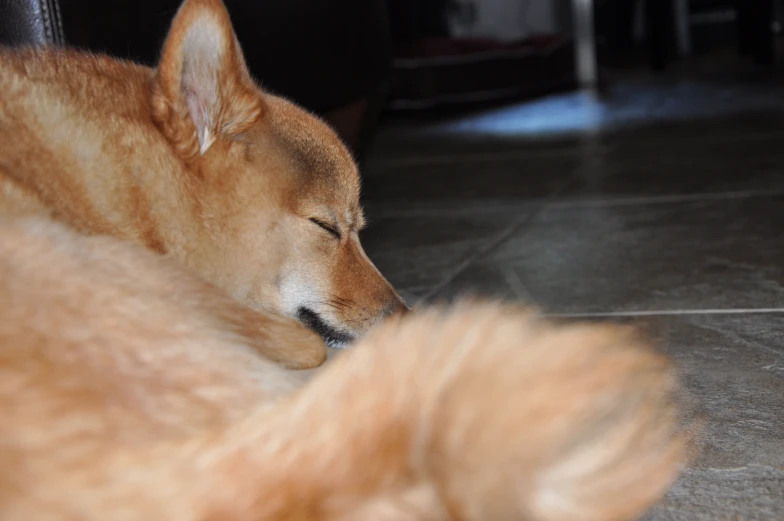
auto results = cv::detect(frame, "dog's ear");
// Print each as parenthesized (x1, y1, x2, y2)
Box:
(151, 0, 263, 157)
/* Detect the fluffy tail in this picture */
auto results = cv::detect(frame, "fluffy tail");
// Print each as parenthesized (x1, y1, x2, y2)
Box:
(205, 301, 693, 521)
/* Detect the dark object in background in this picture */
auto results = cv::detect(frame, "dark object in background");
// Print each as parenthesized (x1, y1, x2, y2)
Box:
(736, 0, 776, 65)
(388, 0, 453, 45)
(385, 0, 576, 109)
(644, 0, 674, 70)
(0, 0, 392, 160)
(596, 0, 778, 71)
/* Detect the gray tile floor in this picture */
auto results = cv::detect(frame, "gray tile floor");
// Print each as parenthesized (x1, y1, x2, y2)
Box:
(361, 77, 784, 520)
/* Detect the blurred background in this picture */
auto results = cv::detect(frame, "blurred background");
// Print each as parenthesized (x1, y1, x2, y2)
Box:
(5, 1, 783, 159)
(2, 0, 783, 518)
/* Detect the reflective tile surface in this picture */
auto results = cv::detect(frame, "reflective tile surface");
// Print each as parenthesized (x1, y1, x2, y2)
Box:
(361, 78, 784, 520)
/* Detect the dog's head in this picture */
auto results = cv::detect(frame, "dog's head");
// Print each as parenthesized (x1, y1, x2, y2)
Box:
(150, 0, 407, 347)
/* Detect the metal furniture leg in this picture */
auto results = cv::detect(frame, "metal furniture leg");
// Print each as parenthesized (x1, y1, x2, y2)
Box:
(572, 0, 598, 89)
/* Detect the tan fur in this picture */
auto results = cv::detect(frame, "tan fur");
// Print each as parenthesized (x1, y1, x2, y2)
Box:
(0, 0, 406, 365)
(0, 215, 691, 521)
(0, 0, 693, 515)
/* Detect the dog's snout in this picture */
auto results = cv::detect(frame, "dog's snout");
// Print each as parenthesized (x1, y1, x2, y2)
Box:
(385, 297, 411, 318)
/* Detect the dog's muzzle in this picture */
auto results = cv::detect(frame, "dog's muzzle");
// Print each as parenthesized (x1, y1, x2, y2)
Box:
(296, 307, 354, 349)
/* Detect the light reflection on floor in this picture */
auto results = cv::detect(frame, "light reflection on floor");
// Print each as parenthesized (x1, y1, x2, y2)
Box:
(426, 82, 783, 138)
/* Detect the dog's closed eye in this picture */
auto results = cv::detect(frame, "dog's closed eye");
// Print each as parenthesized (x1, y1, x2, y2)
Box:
(309, 218, 341, 240)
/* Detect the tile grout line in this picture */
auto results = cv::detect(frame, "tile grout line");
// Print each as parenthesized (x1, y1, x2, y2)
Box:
(369, 129, 784, 169)
(365, 189, 784, 220)
(501, 268, 537, 303)
(545, 308, 784, 318)
(419, 175, 581, 303)
(417, 210, 538, 304)
(546, 189, 784, 209)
